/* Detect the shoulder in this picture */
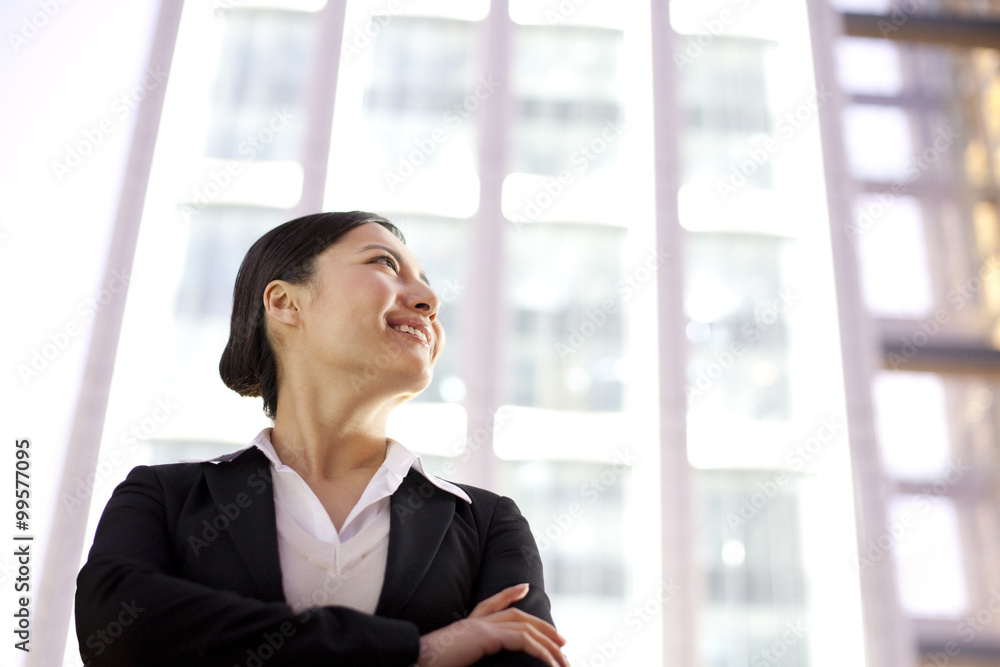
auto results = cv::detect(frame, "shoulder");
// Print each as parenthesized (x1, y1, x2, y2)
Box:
(451, 481, 530, 532)
(115, 447, 271, 501)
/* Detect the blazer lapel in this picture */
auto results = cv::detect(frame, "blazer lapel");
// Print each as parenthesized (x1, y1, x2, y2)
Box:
(202, 447, 286, 604)
(375, 469, 456, 617)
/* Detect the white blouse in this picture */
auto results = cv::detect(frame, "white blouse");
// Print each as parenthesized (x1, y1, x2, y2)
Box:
(223, 428, 471, 614)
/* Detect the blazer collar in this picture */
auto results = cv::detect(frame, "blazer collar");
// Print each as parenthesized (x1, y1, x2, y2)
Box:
(202, 449, 459, 614)
(375, 468, 457, 618)
(202, 447, 286, 603)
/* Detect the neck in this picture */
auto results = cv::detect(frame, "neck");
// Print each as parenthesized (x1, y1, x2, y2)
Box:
(269, 378, 400, 481)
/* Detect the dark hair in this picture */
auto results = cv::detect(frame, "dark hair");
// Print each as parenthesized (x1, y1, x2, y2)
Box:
(219, 211, 405, 418)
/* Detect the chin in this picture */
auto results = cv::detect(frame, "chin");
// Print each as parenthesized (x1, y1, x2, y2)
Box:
(394, 366, 435, 398)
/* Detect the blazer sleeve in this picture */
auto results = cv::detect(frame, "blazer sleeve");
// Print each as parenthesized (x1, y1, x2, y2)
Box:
(75, 464, 421, 667)
(468, 495, 557, 667)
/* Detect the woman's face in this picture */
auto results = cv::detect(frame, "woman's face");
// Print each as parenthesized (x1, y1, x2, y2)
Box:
(286, 222, 444, 395)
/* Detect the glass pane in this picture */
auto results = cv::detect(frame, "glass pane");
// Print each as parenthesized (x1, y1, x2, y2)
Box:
(364, 16, 479, 178)
(888, 495, 969, 617)
(175, 205, 288, 319)
(842, 105, 913, 181)
(872, 372, 952, 480)
(684, 232, 794, 422)
(509, 24, 623, 178)
(679, 36, 774, 192)
(506, 223, 627, 412)
(853, 195, 934, 318)
(873, 371, 997, 480)
(498, 458, 632, 662)
(326, 13, 481, 216)
(206, 10, 317, 161)
(699, 470, 810, 667)
(843, 44, 1000, 341)
(835, 37, 902, 96)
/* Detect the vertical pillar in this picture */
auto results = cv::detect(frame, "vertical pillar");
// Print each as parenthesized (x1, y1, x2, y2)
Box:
(30, 1, 185, 664)
(803, 1, 915, 665)
(460, 0, 512, 489)
(292, 0, 348, 215)
(649, 1, 700, 664)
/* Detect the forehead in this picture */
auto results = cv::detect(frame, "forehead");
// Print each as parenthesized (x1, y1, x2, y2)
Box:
(337, 221, 404, 249)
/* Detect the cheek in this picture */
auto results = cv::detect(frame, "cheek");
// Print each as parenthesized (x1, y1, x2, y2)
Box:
(432, 323, 446, 360)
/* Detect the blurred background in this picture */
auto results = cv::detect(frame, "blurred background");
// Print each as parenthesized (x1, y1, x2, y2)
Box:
(1, 0, 999, 665)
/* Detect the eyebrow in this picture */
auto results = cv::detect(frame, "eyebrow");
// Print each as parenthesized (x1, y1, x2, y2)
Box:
(357, 243, 431, 287)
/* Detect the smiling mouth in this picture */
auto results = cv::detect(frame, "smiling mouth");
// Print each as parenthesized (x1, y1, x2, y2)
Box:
(391, 323, 430, 347)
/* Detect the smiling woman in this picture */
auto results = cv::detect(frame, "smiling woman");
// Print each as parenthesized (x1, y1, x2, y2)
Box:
(74, 211, 567, 667)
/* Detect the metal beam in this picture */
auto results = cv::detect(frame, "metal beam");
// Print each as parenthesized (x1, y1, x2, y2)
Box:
(843, 12, 1000, 49)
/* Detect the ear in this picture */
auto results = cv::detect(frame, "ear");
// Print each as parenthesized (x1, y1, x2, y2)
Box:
(263, 280, 302, 327)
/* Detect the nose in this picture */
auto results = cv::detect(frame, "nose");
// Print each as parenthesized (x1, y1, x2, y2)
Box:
(409, 281, 440, 319)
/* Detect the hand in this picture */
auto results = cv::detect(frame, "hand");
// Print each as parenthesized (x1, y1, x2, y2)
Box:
(417, 583, 569, 667)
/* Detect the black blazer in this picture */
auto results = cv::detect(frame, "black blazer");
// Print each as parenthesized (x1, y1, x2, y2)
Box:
(75, 446, 554, 666)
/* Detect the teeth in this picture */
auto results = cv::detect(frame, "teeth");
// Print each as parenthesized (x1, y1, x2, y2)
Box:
(394, 324, 427, 344)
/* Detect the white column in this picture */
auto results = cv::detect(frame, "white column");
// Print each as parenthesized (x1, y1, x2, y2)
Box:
(292, 0, 347, 216)
(649, 1, 700, 664)
(459, 0, 512, 489)
(29, 1, 185, 665)
(803, 0, 915, 665)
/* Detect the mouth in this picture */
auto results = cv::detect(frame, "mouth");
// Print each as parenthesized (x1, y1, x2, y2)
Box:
(390, 322, 431, 349)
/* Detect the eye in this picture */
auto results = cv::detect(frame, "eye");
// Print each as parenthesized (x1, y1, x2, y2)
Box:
(372, 254, 399, 272)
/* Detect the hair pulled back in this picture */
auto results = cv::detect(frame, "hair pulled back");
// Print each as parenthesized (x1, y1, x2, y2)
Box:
(219, 211, 404, 418)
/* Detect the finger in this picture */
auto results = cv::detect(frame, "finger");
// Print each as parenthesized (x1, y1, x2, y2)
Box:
(491, 622, 570, 667)
(468, 583, 530, 618)
(485, 607, 567, 646)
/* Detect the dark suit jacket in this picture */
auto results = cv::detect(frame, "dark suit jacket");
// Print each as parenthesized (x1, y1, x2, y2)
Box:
(75, 446, 554, 666)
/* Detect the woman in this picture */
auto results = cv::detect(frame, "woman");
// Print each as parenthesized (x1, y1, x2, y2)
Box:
(76, 211, 567, 666)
